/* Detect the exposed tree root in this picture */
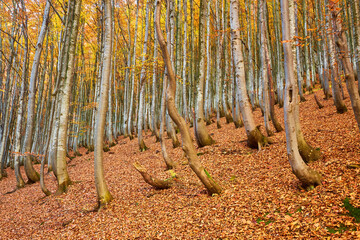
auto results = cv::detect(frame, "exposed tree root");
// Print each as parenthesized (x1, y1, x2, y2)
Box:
(133, 162, 175, 189)
(314, 93, 324, 109)
(247, 126, 273, 149)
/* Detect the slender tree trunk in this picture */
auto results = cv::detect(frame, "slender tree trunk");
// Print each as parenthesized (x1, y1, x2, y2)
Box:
(230, 0, 270, 149)
(260, 0, 273, 137)
(281, 0, 321, 189)
(193, 0, 214, 148)
(137, 0, 151, 152)
(182, 0, 188, 123)
(151, 1, 160, 141)
(294, 2, 306, 102)
(326, 0, 347, 114)
(215, 0, 223, 129)
(56, 0, 81, 194)
(156, 0, 222, 195)
(289, 0, 321, 163)
(94, 0, 113, 207)
(13, 0, 28, 188)
(23, 0, 51, 183)
(204, 0, 211, 124)
(165, 0, 180, 149)
(128, 0, 140, 140)
(303, 0, 312, 91)
(123, 2, 132, 137)
(333, 1, 360, 131)
(320, 2, 332, 99)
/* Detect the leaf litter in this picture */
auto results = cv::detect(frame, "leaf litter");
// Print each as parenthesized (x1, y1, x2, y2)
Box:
(0, 89, 359, 239)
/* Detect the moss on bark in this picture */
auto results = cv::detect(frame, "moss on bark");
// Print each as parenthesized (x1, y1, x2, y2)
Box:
(298, 139, 321, 163)
(293, 167, 321, 190)
(55, 180, 72, 195)
(139, 140, 148, 152)
(247, 127, 272, 149)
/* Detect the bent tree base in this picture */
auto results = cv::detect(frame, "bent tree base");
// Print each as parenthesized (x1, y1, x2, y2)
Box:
(155, 0, 222, 195)
(97, 191, 113, 208)
(139, 139, 148, 152)
(293, 165, 321, 190)
(55, 180, 72, 195)
(247, 127, 273, 149)
(297, 137, 321, 163)
(133, 162, 174, 189)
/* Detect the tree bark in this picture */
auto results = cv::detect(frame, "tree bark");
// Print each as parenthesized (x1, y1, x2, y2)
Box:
(289, 0, 321, 163)
(326, 0, 347, 114)
(156, 0, 222, 195)
(94, 0, 113, 207)
(194, 0, 214, 148)
(137, 0, 151, 152)
(281, 0, 321, 189)
(230, 0, 270, 149)
(127, 0, 140, 140)
(23, 0, 51, 183)
(13, 0, 28, 188)
(333, 1, 360, 131)
(56, 0, 81, 194)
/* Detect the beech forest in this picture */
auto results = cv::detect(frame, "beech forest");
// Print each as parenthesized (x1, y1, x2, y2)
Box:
(0, 0, 360, 238)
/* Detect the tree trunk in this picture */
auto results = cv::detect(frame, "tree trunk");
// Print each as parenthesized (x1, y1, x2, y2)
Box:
(182, 0, 188, 123)
(326, 0, 347, 114)
(230, 0, 270, 149)
(13, 0, 28, 188)
(289, 0, 321, 163)
(137, 0, 151, 152)
(260, 0, 273, 137)
(194, 0, 214, 148)
(127, 0, 140, 140)
(23, 0, 51, 183)
(281, 0, 321, 189)
(156, 0, 222, 195)
(56, 0, 81, 194)
(94, 0, 113, 207)
(215, 0, 223, 129)
(151, 1, 160, 141)
(333, 2, 360, 131)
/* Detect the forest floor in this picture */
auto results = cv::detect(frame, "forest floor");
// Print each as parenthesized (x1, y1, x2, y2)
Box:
(1, 88, 360, 239)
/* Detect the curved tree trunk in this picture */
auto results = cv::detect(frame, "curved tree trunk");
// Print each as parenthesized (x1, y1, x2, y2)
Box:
(14, 0, 28, 188)
(333, 2, 360, 131)
(156, 0, 222, 195)
(281, 0, 321, 189)
(289, 0, 321, 163)
(133, 162, 173, 189)
(230, 0, 270, 149)
(160, 72, 175, 170)
(94, 0, 113, 207)
(326, 0, 347, 114)
(23, 0, 51, 183)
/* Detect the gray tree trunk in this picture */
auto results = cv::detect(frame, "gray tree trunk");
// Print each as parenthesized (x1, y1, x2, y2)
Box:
(94, 0, 113, 207)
